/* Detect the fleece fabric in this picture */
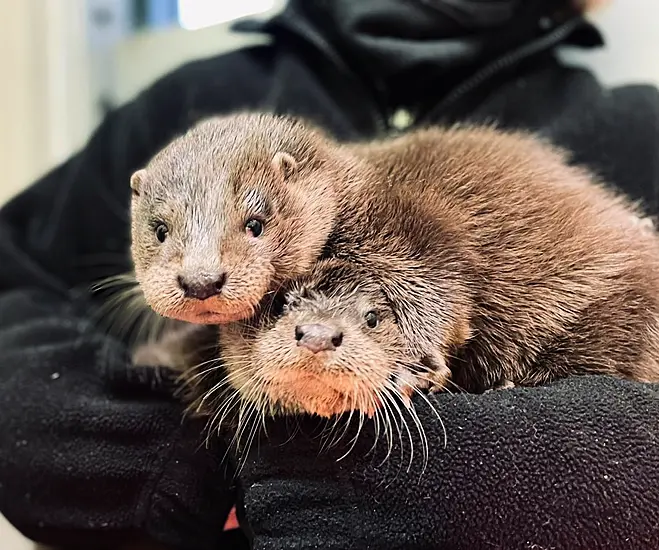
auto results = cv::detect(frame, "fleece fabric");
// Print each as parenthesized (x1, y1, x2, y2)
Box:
(240, 375, 659, 550)
(1, 0, 659, 548)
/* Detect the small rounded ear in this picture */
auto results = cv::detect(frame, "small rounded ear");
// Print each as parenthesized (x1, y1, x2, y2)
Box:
(272, 152, 297, 181)
(130, 169, 147, 197)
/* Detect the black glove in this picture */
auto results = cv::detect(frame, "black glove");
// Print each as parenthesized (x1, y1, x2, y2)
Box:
(0, 288, 247, 550)
(238, 375, 659, 549)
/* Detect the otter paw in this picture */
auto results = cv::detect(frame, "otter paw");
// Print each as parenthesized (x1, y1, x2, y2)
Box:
(416, 352, 452, 393)
(427, 367, 452, 393)
(132, 342, 185, 370)
(484, 379, 516, 393)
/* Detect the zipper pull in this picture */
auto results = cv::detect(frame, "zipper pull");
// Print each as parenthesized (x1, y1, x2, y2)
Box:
(388, 108, 415, 132)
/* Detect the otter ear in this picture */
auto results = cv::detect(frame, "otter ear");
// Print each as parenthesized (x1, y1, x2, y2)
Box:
(272, 152, 297, 181)
(130, 169, 147, 197)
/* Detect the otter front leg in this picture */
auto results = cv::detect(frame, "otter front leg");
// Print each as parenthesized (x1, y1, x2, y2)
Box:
(132, 341, 186, 370)
(483, 379, 516, 393)
(132, 322, 218, 373)
(417, 352, 453, 393)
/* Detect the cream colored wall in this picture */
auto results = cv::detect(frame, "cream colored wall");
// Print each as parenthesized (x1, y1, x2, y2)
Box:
(112, 22, 270, 106)
(0, 0, 95, 206)
(561, 0, 659, 88)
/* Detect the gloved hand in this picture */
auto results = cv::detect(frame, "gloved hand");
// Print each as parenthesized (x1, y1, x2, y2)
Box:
(0, 288, 247, 550)
(238, 375, 659, 550)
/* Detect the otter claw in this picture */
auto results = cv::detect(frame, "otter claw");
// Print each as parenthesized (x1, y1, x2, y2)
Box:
(418, 352, 452, 393)
(484, 379, 516, 393)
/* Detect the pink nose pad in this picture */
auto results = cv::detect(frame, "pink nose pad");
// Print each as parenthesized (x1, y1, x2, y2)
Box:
(295, 323, 343, 353)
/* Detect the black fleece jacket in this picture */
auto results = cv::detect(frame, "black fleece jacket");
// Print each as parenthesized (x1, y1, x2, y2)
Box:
(1, 1, 659, 548)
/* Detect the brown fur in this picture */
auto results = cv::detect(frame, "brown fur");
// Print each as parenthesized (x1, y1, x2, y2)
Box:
(130, 114, 338, 325)
(132, 112, 659, 410)
(329, 125, 659, 392)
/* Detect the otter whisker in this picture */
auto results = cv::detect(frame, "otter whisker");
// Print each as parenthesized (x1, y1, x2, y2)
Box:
(377, 388, 401, 468)
(337, 409, 366, 462)
(364, 389, 385, 459)
(240, 403, 264, 472)
(206, 387, 240, 432)
(405, 397, 430, 476)
(409, 386, 447, 450)
(382, 381, 416, 473)
(90, 272, 139, 293)
(377, 389, 408, 487)
(323, 388, 358, 452)
(195, 363, 260, 409)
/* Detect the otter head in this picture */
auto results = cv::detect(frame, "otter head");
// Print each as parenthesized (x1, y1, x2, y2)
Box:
(130, 113, 341, 324)
(219, 258, 424, 419)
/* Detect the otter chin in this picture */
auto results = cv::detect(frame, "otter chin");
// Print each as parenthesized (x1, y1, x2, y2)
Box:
(136, 271, 266, 325)
(216, 259, 424, 419)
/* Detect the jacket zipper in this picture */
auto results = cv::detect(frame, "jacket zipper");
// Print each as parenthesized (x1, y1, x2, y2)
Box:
(278, 14, 587, 135)
(419, 15, 587, 124)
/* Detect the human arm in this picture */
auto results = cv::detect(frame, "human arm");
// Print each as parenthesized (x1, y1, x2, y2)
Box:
(238, 375, 659, 549)
(0, 47, 271, 549)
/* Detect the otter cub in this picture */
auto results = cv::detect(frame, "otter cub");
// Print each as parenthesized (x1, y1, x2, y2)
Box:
(197, 258, 419, 420)
(131, 112, 659, 392)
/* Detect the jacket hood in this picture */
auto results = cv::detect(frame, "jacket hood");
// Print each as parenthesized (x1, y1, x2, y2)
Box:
(234, 0, 604, 106)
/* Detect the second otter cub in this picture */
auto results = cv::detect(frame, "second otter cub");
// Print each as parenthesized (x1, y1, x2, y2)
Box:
(208, 258, 418, 419)
(131, 112, 659, 392)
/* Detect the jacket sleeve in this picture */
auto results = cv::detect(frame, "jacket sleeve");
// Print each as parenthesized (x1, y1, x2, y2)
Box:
(0, 289, 240, 550)
(239, 375, 659, 550)
(0, 48, 268, 549)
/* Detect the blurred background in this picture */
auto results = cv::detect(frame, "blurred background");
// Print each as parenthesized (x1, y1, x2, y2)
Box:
(0, 0, 658, 547)
(1, 0, 659, 208)
(0, 0, 286, 208)
(1, 0, 658, 207)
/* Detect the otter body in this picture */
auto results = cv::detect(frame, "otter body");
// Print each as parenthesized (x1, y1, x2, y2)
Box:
(328, 126, 659, 391)
(131, 112, 659, 401)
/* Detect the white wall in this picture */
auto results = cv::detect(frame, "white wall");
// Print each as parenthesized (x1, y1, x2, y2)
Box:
(562, 0, 659, 88)
(0, 0, 95, 206)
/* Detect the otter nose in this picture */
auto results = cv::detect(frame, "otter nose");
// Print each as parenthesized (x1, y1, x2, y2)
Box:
(295, 323, 343, 353)
(178, 273, 227, 300)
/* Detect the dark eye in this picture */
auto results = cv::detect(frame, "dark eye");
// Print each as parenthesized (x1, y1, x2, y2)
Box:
(269, 293, 288, 318)
(365, 311, 379, 329)
(245, 218, 264, 238)
(154, 223, 168, 243)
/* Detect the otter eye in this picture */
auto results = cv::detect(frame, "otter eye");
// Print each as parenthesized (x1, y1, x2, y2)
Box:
(365, 311, 379, 329)
(245, 218, 264, 238)
(154, 223, 168, 243)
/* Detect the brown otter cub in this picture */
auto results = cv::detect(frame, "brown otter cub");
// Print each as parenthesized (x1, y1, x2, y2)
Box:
(131, 112, 659, 394)
(212, 258, 419, 419)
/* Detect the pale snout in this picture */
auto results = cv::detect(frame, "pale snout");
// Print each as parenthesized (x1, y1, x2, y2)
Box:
(295, 323, 344, 353)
